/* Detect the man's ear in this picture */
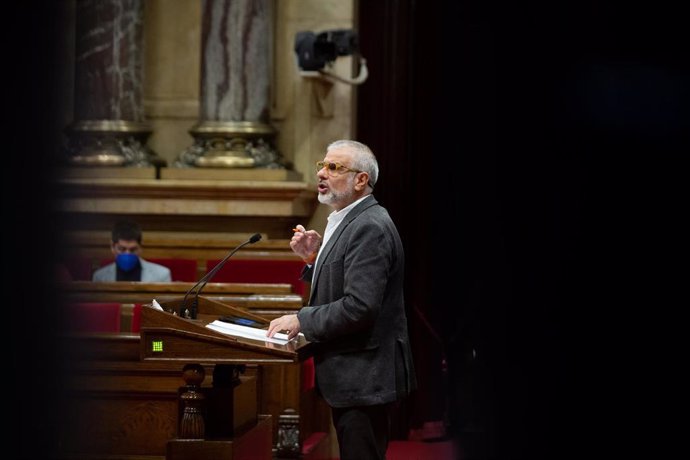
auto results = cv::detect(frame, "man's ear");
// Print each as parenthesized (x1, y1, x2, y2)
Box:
(355, 172, 370, 191)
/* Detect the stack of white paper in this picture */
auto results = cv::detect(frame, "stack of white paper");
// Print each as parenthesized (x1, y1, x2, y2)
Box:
(206, 320, 300, 345)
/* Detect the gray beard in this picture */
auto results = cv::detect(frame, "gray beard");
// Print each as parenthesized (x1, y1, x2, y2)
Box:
(318, 180, 356, 207)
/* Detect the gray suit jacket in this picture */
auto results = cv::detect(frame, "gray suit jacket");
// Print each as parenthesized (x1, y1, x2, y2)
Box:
(92, 258, 172, 282)
(297, 195, 417, 408)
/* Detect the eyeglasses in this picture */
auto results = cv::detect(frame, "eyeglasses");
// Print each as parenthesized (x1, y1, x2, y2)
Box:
(316, 161, 363, 176)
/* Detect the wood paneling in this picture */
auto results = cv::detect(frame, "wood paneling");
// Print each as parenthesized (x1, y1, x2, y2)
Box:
(56, 329, 330, 457)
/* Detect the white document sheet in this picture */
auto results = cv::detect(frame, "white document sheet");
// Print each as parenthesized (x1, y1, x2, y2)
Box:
(206, 319, 302, 345)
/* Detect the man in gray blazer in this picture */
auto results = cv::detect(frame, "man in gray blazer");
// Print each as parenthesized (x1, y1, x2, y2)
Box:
(268, 140, 416, 460)
(92, 220, 171, 282)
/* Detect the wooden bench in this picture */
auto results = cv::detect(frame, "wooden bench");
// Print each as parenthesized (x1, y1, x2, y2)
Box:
(206, 258, 308, 298)
(59, 281, 305, 333)
(60, 231, 311, 302)
(61, 231, 301, 280)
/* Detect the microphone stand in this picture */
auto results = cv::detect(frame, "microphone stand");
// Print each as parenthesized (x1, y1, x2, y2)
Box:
(179, 233, 262, 318)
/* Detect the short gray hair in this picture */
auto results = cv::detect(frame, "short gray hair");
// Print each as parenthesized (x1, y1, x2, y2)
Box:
(326, 139, 379, 188)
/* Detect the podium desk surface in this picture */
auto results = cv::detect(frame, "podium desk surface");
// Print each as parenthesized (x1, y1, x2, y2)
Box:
(140, 299, 312, 365)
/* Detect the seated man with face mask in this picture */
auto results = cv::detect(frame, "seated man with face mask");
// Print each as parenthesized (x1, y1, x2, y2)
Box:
(92, 220, 172, 282)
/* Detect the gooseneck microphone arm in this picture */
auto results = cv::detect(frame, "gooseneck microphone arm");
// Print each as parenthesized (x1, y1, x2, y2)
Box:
(179, 233, 262, 318)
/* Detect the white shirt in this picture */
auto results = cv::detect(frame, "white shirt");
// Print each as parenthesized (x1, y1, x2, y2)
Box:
(312, 194, 371, 273)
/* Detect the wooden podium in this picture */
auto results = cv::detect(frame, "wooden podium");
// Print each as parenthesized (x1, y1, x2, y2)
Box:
(141, 297, 312, 460)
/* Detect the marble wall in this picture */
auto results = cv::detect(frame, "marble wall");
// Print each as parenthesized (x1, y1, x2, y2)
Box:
(56, 0, 356, 235)
(141, 0, 355, 231)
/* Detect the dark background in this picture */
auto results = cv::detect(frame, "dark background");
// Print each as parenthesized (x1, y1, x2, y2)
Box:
(6, 2, 65, 457)
(5, 1, 67, 456)
(356, 1, 685, 459)
(6, 1, 686, 458)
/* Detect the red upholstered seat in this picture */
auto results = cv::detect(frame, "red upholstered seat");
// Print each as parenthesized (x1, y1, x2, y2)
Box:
(130, 303, 142, 332)
(147, 258, 198, 282)
(63, 302, 121, 333)
(206, 259, 307, 297)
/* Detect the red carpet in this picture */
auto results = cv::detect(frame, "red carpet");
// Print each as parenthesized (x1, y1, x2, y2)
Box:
(386, 440, 458, 460)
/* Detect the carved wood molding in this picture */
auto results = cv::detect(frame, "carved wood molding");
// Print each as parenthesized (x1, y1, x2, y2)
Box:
(58, 178, 315, 201)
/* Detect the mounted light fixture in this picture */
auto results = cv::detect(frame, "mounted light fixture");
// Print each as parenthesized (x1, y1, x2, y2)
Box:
(294, 29, 368, 85)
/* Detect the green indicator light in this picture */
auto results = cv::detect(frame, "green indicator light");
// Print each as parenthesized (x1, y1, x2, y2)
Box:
(152, 340, 163, 352)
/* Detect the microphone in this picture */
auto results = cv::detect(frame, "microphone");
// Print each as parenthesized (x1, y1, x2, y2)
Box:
(179, 233, 262, 318)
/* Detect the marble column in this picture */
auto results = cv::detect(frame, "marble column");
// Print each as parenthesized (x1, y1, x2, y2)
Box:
(176, 0, 286, 168)
(65, 0, 162, 167)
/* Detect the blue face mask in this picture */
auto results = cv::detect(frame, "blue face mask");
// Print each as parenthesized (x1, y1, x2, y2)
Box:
(116, 253, 139, 272)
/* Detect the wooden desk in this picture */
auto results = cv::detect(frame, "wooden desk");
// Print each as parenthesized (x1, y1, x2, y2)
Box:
(60, 280, 294, 297)
(58, 281, 305, 327)
(61, 231, 302, 281)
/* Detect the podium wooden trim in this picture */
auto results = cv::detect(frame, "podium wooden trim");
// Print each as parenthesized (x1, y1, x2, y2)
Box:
(139, 296, 312, 459)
